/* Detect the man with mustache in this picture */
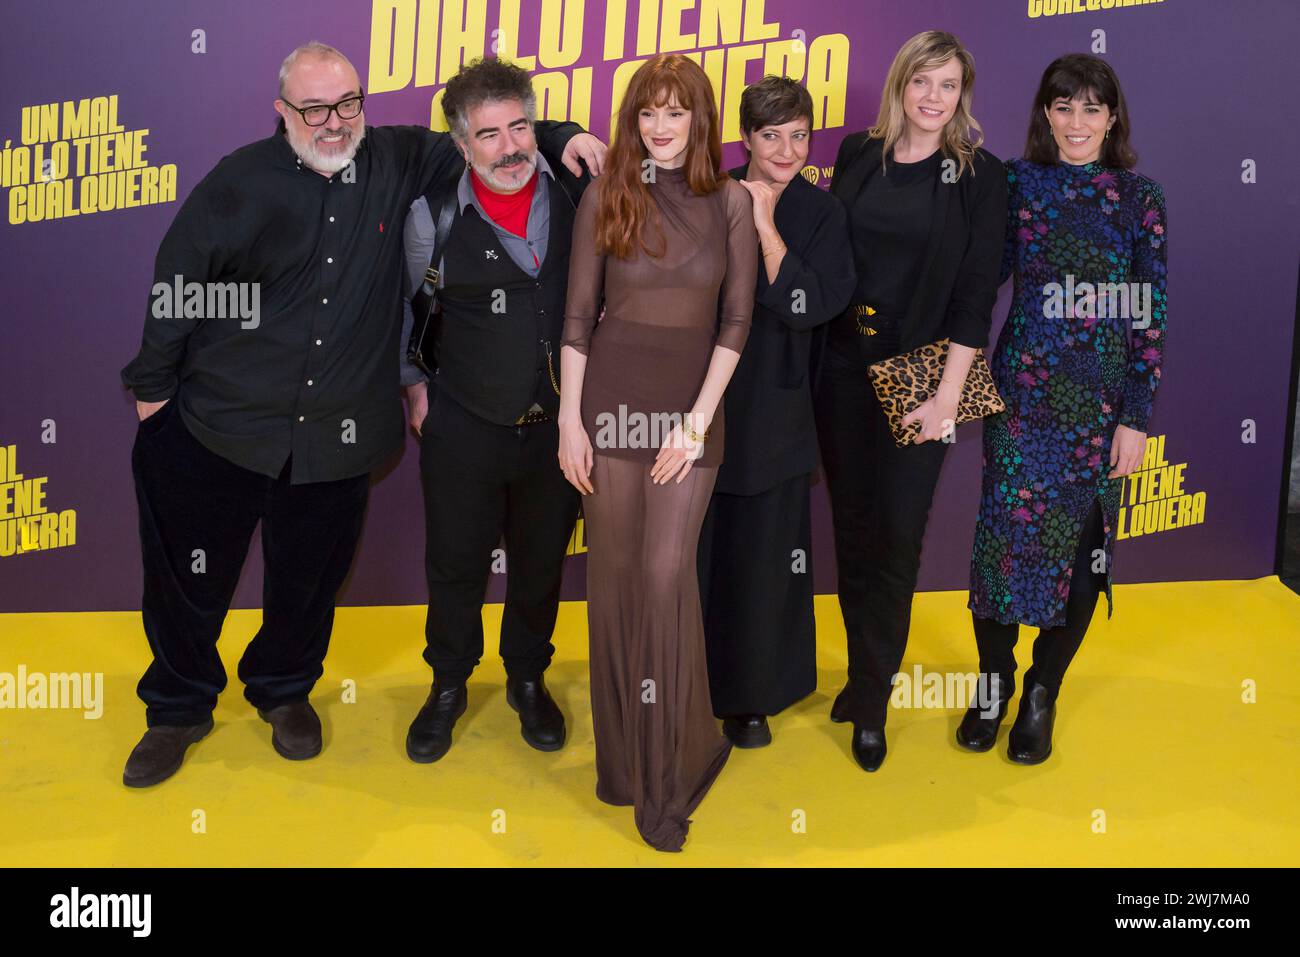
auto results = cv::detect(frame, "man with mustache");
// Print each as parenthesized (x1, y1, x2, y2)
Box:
(399, 58, 590, 762)
(119, 42, 605, 787)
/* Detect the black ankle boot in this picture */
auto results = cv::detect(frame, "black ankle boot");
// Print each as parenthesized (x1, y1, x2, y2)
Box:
(506, 675, 566, 752)
(1008, 681, 1056, 765)
(406, 682, 467, 763)
(722, 714, 772, 748)
(850, 725, 887, 772)
(955, 674, 1013, 753)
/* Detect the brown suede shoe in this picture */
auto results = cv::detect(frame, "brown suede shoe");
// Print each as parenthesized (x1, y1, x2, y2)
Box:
(256, 701, 322, 760)
(122, 719, 215, 788)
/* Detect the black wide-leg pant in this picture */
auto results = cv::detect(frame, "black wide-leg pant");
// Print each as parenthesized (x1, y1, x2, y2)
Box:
(132, 399, 370, 728)
(697, 473, 817, 717)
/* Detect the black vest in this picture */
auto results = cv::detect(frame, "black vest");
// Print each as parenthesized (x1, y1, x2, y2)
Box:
(433, 177, 575, 425)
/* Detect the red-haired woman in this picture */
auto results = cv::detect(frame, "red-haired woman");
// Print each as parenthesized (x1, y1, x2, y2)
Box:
(558, 54, 758, 852)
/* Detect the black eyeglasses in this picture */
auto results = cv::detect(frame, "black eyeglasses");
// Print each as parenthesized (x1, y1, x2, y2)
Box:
(280, 93, 365, 127)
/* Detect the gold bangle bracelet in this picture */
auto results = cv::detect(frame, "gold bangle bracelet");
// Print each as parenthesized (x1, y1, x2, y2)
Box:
(684, 417, 710, 443)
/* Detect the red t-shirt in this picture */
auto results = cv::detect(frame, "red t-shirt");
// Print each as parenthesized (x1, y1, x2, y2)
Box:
(470, 167, 538, 255)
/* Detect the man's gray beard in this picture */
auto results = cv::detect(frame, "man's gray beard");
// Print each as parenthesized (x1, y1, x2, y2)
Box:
(288, 124, 365, 175)
(472, 153, 537, 192)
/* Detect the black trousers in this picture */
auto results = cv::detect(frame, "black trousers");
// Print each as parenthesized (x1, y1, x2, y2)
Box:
(970, 498, 1107, 704)
(131, 399, 370, 728)
(697, 473, 817, 717)
(418, 394, 579, 685)
(813, 341, 950, 730)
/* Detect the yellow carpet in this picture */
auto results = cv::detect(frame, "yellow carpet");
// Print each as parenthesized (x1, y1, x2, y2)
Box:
(2, 578, 1298, 866)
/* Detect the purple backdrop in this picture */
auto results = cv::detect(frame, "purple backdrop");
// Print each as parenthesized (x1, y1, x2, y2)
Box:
(0, 0, 1296, 612)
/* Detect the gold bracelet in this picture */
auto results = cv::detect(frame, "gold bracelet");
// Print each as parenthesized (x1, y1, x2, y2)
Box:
(684, 418, 710, 443)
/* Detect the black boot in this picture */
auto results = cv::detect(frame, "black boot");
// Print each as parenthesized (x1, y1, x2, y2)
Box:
(505, 675, 566, 752)
(829, 682, 854, 723)
(1008, 681, 1056, 765)
(406, 682, 468, 763)
(955, 673, 1013, 753)
(722, 715, 772, 748)
(850, 725, 887, 772)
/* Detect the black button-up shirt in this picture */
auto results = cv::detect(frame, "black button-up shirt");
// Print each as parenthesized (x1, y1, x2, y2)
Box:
(121, 120, 581, 484)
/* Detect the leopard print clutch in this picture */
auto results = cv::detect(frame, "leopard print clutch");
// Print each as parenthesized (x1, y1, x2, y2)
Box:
(867, 338, 1005, 447)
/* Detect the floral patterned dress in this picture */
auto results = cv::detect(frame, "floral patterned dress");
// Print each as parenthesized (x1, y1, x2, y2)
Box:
(968, 158, 1167, 629)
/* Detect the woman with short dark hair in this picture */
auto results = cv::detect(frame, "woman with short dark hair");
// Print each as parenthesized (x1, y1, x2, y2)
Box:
(961, 53, 1167, 763)
(697, 76, 855, 748)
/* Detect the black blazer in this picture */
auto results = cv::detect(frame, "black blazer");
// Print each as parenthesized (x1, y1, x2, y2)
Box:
(715, 164, 855, 496)
(825, 132, 1007, 356)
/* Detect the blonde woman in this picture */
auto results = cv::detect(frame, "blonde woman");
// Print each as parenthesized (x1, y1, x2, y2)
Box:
(813, 30, 1007, 771)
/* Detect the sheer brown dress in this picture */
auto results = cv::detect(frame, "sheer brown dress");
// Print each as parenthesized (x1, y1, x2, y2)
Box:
(562, 164, 757, 851)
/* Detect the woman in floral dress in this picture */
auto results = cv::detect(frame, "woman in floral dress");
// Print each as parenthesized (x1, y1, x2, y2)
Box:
(962, 54, 1167, 763)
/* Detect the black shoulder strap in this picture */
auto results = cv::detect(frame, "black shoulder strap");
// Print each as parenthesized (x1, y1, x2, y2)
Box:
(410, 177, 459, 324)
(422, 182, 459, 293)
(406, 175, 461, 376)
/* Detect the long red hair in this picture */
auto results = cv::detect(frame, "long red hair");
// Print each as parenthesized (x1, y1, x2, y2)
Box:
(595, 54, 724, 259)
